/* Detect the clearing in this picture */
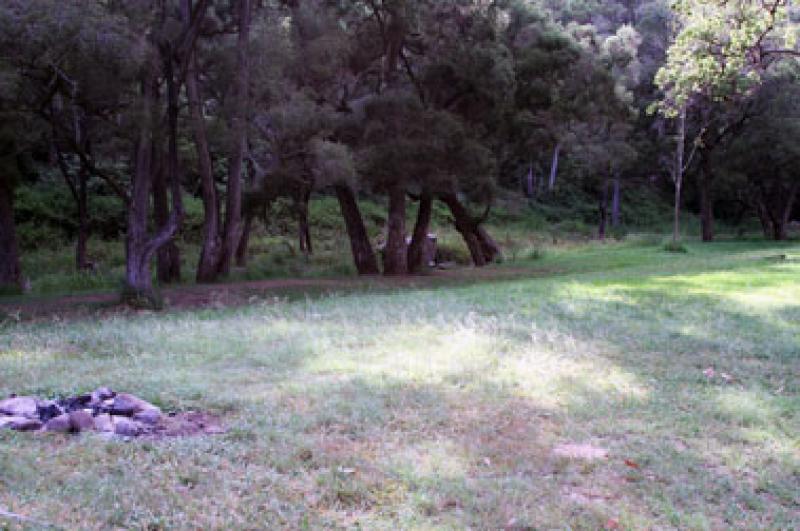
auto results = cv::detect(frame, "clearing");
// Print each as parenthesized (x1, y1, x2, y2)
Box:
(0, 241, 798, 529)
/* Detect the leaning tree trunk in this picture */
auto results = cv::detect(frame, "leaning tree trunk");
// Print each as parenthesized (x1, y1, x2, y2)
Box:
(218, 0, 251, 276)
(0, 176, 21, 290)
(383, 182, 408, 275)
(439, 192, 488, 267)
(699, 154, 715, 242)
(476, 226, 501, 263)
(188, 55, 222, 283)
(335, 184, 379, 275)
(408, 192, 433, 274)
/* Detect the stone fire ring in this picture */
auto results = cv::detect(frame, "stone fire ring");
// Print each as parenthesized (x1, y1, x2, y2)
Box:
(0, 388, 224, 439)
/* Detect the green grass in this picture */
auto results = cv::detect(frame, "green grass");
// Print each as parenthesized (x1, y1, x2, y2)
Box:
(1, 242, 799, 529)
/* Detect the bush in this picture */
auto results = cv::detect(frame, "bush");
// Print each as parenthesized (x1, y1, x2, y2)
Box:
(435, 240, 472, 265)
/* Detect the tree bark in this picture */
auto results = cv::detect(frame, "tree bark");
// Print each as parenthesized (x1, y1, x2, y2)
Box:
(188, 55, 222, 283)
(408, 192, 432, 274)
(777, 183, 799, 241)
(55, 145, 91, 270)
(335, 184, 379, 275)
(235, 211, 254, 267)
(548, 143, 561, 192)
(124, 67, 184, 302)
(598, 180, 608, 241)
(699, 153, 714, 242)
(153, 152, 181, 283)
(217, 0, 252, 276)
(755, 198, 773, 239)
(383, 182, 408, 275)
(611, 178, 621, 227)
(0, 176, 21, 290)
(75, 162, 90, 270)
(439, 192, 486, 267)
(297, 189, 312, 257)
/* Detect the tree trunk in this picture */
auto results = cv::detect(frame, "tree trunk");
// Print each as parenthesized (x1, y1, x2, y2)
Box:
(153, 154, 181, 284)
(408, 192, 433, 274)
(598, 180, 608, 241)
(673, 177, 683, 243)
(476, 225, 501, 263)
(699, 153, 714, 242)
(335, 184, 379, 275)
(217, 0, 251, 276)
(0, 177, 21, 290)
(124, 68, 183, 303)
(611, 178, 621, 227)
(55, 146, 91, 270)
(235, 211, 253, 267)
(775, 183, 799, 241)
(548, 143, 561, 192)
(75, 162, 90, 270)
(383, 182, 408, 275)
(125, 115, 156, 299)
(297, 189, 312, 257)
(673, 106, 686, 243)
(188, 55, 222, 283)
(439, 192, 486, 267)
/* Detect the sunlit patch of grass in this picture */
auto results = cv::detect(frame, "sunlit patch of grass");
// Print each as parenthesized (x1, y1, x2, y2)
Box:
(0, 241, 798, 528)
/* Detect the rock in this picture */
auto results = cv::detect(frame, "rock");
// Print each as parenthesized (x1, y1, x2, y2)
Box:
(1, 416, 43, 432)
(114, 417, 142, 437)
(60, 394, 92, 412)
(109, 393, 158, 416)
(133, 408, 162, 425)
(44, 414, 73, 433)
(90, 387, 115, 405)
(37, 400, 64, 422)
(69, 410, 95, 433)
(0, 396, 38, 418)
(93, 414, 114, 433)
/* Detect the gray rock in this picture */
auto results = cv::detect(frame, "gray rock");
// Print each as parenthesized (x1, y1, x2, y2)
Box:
(109, 393, 158, 416)
(133, 408, 162, 425)
(93, 414, 114, 433)
(36, 400, 64, 422)
(0, 396, 39, 418)
(2, 416, 42, 432)
(69, 410, 95, 433)
(44, 414, 73, 433)
(90, 387, 115, 405)
(113, 417, 142, 437)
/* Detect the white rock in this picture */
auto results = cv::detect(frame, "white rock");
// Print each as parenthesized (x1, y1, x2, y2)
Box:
(0, 396, 38, 418)
(113, 417, 142, 437)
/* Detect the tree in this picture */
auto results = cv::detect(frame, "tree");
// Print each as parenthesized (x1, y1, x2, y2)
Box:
(654, 0, 799, 241)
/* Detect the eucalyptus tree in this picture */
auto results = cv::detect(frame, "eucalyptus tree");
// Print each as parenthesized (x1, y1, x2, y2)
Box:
(654, 0, 800, 241)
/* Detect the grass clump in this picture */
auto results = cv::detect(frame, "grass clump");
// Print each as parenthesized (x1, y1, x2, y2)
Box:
(663, 240, 689, 253)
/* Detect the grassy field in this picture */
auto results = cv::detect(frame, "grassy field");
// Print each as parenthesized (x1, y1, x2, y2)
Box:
(1, 241, 798, 529)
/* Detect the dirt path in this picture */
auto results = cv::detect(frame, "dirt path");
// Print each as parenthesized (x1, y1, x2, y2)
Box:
(0, 266, 543, 321)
